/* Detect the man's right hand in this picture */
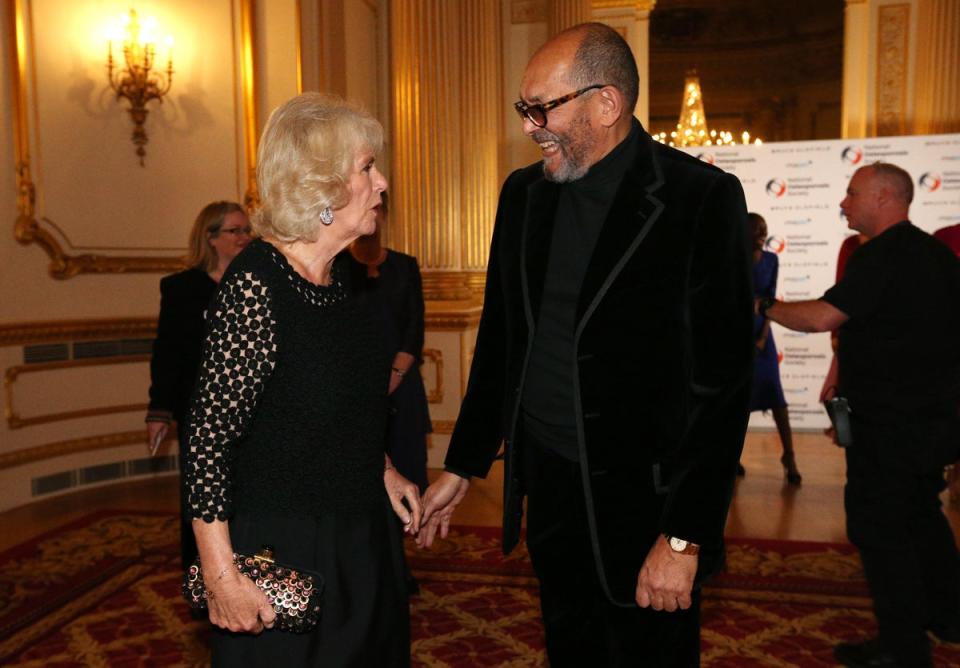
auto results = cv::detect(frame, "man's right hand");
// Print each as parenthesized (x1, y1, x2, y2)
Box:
(416, 472, 470, 548)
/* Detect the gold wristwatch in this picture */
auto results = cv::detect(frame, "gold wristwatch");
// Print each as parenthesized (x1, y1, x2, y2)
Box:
(665, 535, 700, 555)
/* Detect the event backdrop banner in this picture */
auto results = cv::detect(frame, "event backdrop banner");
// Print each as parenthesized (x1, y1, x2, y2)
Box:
(682, 133, 960, 430)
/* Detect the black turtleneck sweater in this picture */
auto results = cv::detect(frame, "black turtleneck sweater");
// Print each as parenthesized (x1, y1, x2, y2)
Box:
(521, 120, 641, 460)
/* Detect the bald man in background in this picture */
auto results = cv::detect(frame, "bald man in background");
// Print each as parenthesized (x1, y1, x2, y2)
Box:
(762, 163, 960, 668)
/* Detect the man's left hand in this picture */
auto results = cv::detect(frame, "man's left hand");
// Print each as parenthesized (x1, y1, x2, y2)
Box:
(635, 535, 698, 612)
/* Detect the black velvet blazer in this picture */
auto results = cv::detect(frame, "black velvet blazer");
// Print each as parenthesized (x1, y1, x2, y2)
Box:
(445, 129, 754, 605)
(148, 267, 217, 425)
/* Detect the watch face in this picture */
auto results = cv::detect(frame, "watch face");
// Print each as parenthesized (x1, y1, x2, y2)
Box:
(669, 537, 688, 551)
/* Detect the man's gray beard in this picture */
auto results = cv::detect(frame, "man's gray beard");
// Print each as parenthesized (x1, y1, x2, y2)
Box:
(540, 114, 595, 183)
(543, 156, 590, 183)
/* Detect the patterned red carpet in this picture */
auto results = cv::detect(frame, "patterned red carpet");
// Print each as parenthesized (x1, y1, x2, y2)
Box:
(1, 510, 958, 666)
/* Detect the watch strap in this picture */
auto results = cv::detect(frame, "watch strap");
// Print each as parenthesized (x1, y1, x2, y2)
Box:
(665, 535, 700, 556)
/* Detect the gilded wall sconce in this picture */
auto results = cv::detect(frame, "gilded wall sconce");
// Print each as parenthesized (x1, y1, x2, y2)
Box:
(106, 9, 174, 166)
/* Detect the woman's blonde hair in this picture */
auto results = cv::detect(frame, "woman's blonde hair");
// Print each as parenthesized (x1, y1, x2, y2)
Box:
(252, 92, 384, 242)
(185, 200, 246, 271)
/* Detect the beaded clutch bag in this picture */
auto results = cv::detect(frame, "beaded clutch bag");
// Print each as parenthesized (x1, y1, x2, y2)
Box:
(182, 546, 323, 633)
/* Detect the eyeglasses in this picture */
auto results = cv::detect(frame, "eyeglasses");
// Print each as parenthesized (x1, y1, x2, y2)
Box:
(513, 84, 605, 128)
(214, 226, 252, 237)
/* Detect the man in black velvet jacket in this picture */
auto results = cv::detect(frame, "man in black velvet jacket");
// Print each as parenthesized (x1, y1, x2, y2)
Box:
(419, 23, 753, 665)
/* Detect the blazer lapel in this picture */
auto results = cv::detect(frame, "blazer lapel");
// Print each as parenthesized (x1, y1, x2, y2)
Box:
(576, 135, 666, 327)
(521, 178, 560, 324)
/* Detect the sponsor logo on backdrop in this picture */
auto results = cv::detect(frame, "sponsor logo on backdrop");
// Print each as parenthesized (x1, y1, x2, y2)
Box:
(771, 146, 831, 154)
(929, 171, 960, 191)
(783, 274, 811, 283)
(777, 351, 784, 364)
(712, 151, 758, 167)
(763, 177, 832, 199)
(919, 172, 942, 192)
(861, 143, 908, 159)
(786, 160, 813, 168)
(766, 178, 787, 198)
(782, 234, 828, 254)
(781, 261, 829, 268)
(696, 152, 716, 165)
(783, 372, 828, 380)
(791, 408, 826, 417)
(782, 347, 827, 365)
(770, 203, 831, 212)
(841, 146, 863, 165)
(765, 236, 786, 253)
(785, 217, 812, 226)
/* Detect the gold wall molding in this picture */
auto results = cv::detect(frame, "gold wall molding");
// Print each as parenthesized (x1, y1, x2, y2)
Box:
(0, 317, 157, 347)
(875, 3, 910, 137)
(5, 355, 149, 429)
(422, 348, 444, 404)
(0, 430, 145, 471)
(421, 271, 486, 301)
(421, 271, 481, 301)
(7, 0, 260, 278)
(389, 1, 502, 272)
(591, 1, 656, 10)
(424, 308, 483, 331)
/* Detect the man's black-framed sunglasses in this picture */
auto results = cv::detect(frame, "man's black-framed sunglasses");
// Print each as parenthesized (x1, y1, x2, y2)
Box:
(513, 84, 606, 128)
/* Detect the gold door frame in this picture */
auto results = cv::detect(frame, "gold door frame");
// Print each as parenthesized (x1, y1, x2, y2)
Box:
(5, 0, 261, 278)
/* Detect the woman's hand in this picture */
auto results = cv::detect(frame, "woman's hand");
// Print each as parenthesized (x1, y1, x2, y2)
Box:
(206, 568, 277, 634)
(384, 459, 422, 534)
(193, 519, 275, 634)
(387, 352, 416, 395)
(146, 420, 169, 456)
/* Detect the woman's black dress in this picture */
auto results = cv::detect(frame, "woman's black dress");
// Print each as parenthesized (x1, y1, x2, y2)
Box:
(183, 239, 409, 667)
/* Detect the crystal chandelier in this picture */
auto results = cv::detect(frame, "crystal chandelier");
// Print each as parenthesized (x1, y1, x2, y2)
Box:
(654, 71, 762, 148)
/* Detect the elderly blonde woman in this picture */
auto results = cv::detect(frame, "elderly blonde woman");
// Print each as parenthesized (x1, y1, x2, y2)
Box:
(184, 93, 420, 666)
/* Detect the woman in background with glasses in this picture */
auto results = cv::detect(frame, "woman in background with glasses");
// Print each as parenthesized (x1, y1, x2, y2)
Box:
(145, 200, 252, 569)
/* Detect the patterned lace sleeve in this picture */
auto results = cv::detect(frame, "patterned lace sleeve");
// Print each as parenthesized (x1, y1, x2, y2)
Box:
(184, 271, 278, 522)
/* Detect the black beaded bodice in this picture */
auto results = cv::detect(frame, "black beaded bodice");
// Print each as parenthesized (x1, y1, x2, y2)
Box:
(184, 239, 389, 522)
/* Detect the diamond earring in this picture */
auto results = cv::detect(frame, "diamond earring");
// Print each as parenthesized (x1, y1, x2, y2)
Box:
(320, 207, 334, 226)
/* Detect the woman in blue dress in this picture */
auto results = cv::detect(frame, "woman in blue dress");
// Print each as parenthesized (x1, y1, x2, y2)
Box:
(747, 213, 801, 485)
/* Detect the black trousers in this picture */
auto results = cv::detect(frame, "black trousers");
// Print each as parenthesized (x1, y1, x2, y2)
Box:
(845, 417, 960, 667)
(523, 434, 701, 667)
